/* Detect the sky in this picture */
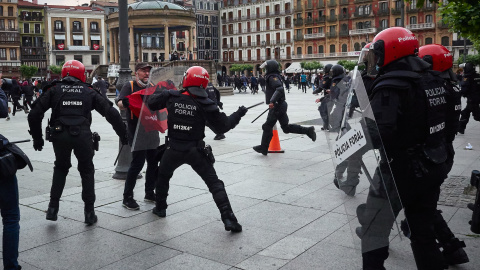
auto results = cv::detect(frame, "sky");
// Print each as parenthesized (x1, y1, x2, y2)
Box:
(38, 0, 90, 7)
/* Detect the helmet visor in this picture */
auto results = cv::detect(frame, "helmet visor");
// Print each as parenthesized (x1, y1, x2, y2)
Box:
(365, 49, 378, 77)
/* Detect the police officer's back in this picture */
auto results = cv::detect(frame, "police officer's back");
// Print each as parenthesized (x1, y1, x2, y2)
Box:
(147, 66, 248, 232)
(27, 60, 127, 225)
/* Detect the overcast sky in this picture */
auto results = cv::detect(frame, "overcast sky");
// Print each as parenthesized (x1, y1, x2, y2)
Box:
(40, 0, 90, 7)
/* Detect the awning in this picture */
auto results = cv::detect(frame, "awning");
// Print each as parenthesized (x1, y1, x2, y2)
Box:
(90, 35, 100, 41)
(73, 35, 84, 40)
(285, 60, 338, 73)
(54, 34, 65, 40)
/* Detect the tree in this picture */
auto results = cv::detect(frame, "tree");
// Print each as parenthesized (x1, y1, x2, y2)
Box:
(300, 61, 323, 73)
(19, 65, 39, 79)
(336, 60, 358, 71)
(49, 65, 62, 75)
(457, 54, 480, 66)
(230, 64, 253, 73)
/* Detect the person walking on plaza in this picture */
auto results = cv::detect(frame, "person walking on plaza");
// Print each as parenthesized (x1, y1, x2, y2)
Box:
(300, 72, 307, 93)
(458, 62, 480, 134)
(21, 81, 34, 112)
(27, 60, 127, 225)
(10, 79, 26, 116)
(117, 63, 159, 210)
(253, 60, 316, 155)
(147, 66, 248, 232)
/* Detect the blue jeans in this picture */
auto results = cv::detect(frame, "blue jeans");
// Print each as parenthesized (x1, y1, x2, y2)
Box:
(0, 175, 20, 270)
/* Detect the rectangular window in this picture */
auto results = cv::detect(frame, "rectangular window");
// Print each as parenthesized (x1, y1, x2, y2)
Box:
(55, 21, 62, 30)
(8, 7, 13, 16)
(56, 55, 65, 65)
(8, 19, 14, 30)
(395, 18, 402, 26)
(74, 55, 82, 62)
(10, 48, 16, 60)
(143, 53, 148, 62)
(0, 20, 5, 30)
(73, 40, 82, 46)
(0, 48, 6, 59)
(24, 23, 29, 33)
(35, 24, 41, 34)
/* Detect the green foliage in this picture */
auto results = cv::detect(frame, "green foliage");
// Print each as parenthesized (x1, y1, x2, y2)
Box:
(457, 54, 480, 66)
(336, 60, 358, 71)
(49, 65, 62, 74)
(300, 61, 323, 72)
(230, 64, 254, 72)
(19, 65, 39, 79)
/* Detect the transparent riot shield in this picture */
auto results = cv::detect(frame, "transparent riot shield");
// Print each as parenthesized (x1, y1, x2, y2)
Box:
(324, 66, 409, 255)
(130, 66, 180, 152)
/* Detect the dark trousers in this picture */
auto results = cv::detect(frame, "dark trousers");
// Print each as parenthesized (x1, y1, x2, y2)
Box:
(23, 96, 33, 110)
(259, 101, 309, 149)
(301, 82, 307, 92)
(318, 96, 330, 129)
(123, 149, 157, 198)
(11, 98, 22, 116)
(0, 175, 20, 270)
(156, 146, 230, 211)
(459, 101, 480, 132)
(51, 127, 95, 211)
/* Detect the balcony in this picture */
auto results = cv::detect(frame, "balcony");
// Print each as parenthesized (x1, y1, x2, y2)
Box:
(54, 27, 65, 33)
(354, 11, 371, 18)
(327, 31, 337, 38)
(0, 26, 18, 31)
(339, 12, 349, 20)
(437, 21, 449, 29)
(53, 45, 104, 51)
(294, 34, 304, 41)
(406, 22, 434, 30)
(349, 28, 377, 35)
(317, 1, 325, 8)
(354, 0, 371, 3)
(20, 28, 44, 34)
(305, 33, 325, 39)
(292, 51, 362, 59)
(90, 28, 101, 33)
(315, 16, 326, 24)
(72, 27, 83, 33)
(18, 15, 44, 22)
(294, 18, 304, 27)
(328, 15, 337, 22)
(339, 30, 349, 36)
(423, 5, 436, 12)
(377, 8, 390, 16)
(407, 7, 419, 14)
(306, 3, 314, 10)
(305, 18, 314, 25)
(0, 33, 20, 44)
(295, 6, 303, 11)
(327, 0, 337, 7)
(340, 0, 349, 5)
(391, 8, 402, 15)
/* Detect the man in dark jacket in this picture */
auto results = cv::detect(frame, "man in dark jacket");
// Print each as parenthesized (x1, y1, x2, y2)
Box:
(93, 77, 109, 98)
(21, 81, 35, 112)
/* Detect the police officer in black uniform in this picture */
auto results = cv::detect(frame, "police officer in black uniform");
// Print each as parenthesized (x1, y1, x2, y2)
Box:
(458, 62, 480, 134)
(147, 66, 247, 232)
(358, 27, 457, 270)
(206, 82, 226, 140)
(253, 60, 316, 155)
(314, 64, 333, 130)
(28, 60, 127, 225)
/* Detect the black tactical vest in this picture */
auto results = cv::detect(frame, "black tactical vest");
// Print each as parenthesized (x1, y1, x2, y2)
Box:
(166, 93, 206, 141)
(444, 80, 462, 142)
(51, 81, 93, 126)
(265, 73, 284, 104)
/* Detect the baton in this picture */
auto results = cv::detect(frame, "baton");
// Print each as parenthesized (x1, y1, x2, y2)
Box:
(114, 144, 124, 166)
(251, 108, 269, 123)
(246, 102, 264, 110)
(9, 139, 31, 144)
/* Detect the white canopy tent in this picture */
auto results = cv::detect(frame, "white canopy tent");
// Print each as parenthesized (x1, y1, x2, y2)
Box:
(284, 60, 339, 74)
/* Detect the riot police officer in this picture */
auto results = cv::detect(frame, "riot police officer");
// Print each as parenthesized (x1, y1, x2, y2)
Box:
(458, 62, 480, 134)
(253, 60, 316, 155)
(28, 60, 127, 225)
(314, 64, 333, 130)
(206, 82, 225, 140)
(147, 66, 247, 232)
(359, 27, 455, 270)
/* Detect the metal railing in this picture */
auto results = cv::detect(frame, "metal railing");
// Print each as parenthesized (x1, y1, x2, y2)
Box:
(294, 34, 304, 41)
(339, 30, 349, 36)
(339, 12, 349, 20)
(349, 28, 377, 35)
(305, 18, 314, 25)
(20, 28, 44, 34)
(317, 1, 325, 8)
(377, 8, 390, 16)
(406, 7, 419, 13)
(354, 11, 371, 18)
(221, 9, 293, 23)
(391, 8, 402, 15)
(304, 33, 325, 39)
(71, 27, 83, 33)
(340, 0, 349, 5)
(292, 51, 362, 59)
(294, 18, 304, 26)
(54, 27, 65, 32)
(354, 0, 372, 3)
(18, 15, 44, 22)
(406, 22, 434, 30)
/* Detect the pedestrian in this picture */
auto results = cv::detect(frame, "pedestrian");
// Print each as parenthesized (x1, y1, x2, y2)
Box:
(284, 74, 290, 93)
(147, 66, 248, 232)
(0, 79, 8, 118)
(21, 81, 34, 112)
(458, 62, 480, 134)
(314, 64, 333, 130)
(217, 73, 223, 87)
(10, 79, 25, 116)
(253, 60, 316, 155)
(258, 74, 266, 92)
(300, 72, 307, 93)
(357, 27, 458, 270)
(27, 60, 128, 225)
(117, 63, 158, 210)
(250, 74, 258, 94)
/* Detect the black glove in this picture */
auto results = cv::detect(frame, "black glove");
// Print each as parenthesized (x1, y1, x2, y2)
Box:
(33, 138, 44, 151)
(120, 133, 128, 145)
(236, 106, 248, 117)
(218, 101, 223, 110)
(122, 97, 130, 109)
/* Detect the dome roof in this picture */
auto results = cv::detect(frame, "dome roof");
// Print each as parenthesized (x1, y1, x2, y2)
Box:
(128, 1, 187, 11)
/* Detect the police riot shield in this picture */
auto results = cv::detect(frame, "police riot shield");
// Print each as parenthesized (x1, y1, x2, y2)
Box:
(130, 66, 180, 152)
(324, 66, 409, 254)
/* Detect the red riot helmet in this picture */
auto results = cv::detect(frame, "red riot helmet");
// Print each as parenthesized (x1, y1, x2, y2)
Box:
(418, 44, 453, 72)
(182, 66, 209, 97)
(370, 27, 419, 68)
(61, 60, 86, 82)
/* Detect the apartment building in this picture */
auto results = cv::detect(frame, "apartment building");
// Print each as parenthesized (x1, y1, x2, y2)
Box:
(0, 0, 21, 78)
(45, 4, 107, 73)
(194, 0, 222, 61)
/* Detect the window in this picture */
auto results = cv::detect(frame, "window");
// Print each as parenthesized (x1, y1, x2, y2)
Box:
(358, 6, 364, 16)
(341, 24, 347, 32)
(143, 53, 148, 62)
(426, 15, 433, 23)
(73, 21, 81, 31)
(330, 9, 335, 16)
(330, 44, 335, 53)
(365, 5, 370, 14)
(354, 42, 361, 51)
(318, 27, 324, 34)
(0, 7, 3, 17)
(395, 18, 402, 26)
(56, 55, 65, 65)
(307, 28, 313, 34)
(7, 19, 14, 29)
(410, 16, 417, 25)
(308, 46, 313, 54)
(426, 0, 433, 8)
(91, 55, 100, 65)
(0, 20, 4, 30)
(24, 23, 29, 33)
(411, 0, 417, 7)
(365, 21, 371, 28)
(441, 36, 450, 46)
(55, 20, 63, 30)
(395, 1, 402, 9)
(90, 22, 98, 31)
(357, 22, 363, 29)
(425, 37, 433, 45)
(0, 48, 6, 59)
(8, 7, 13, 16)
(35, 23, 40, 33)
(9, 48, 17, 60)
(296, 47, 302, 56)
(318, 45, 324, 53)
(380, 2, 388, 11)
(73, 39, 82, 46)
(380, 19, 388, 29)
(342, 44, 347, 52)
(74, 55, 82, 62)
(205, 16, 209, 24)
(109, 8, 115, 13)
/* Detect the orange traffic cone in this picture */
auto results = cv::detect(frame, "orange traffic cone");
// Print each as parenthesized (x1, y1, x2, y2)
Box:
(268, 124, 285, 153)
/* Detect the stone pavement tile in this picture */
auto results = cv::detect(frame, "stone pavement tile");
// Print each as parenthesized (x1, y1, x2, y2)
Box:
(289, 188, 346, 212)
(224, 152, 318, 171)
(99, 245, 182, 270)
(96, 199, 156, 217)
(301, 159, 335, 173)
(323, 223, 358, 249)
(438, 204, 459, 222)
(280, 241, 361, 270)
(188, 194, 263, 219)
(235, 201, 326, 234)
(448, 207, 479, 236)
(226, 179, 297, 200)
(292, 212, 350, 242)
(17, 260, 41, 270)
(258, 235, 318, 260)
(20, 228, 154, 270)
(18, 188, 43, 200)
(122, 211, 218, 244)
(162, 225, 287, 266)
(148, 253, 231, 270)
(268, 186, 319, 204)
(235, 254, 289, 270)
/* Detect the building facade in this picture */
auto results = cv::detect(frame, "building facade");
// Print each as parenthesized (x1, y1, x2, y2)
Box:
(194, 0, 221, 61)
(293, 0, 452, 62)
(0, 0, 21, 78)
(220, 0, 294, 74)
(45, 5, 107, 74)
(18, 0, 47, 77)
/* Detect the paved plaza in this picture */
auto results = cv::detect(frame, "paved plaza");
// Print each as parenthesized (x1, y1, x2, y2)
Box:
(1, 85, 479, 270)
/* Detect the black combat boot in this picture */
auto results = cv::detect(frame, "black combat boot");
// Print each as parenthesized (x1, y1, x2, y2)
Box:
(220, 206, 242, 232)
(306, 126, 316, 141)
(152, 207, 166, 217)
(46, 206, 59, 221)
(84, 210, 98, 226)
(433, 209, 470, 265)
(362, 247, 388, 270)
(411, 241, 448, 270)
(253, 145, 268, 156)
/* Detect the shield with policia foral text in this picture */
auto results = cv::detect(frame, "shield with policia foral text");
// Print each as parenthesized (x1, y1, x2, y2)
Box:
(323, 66, 410, 256)
(130, 66, 181, 152)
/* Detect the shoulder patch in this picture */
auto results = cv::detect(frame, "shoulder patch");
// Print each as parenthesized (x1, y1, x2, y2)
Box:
(464, 78, 468, 81)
